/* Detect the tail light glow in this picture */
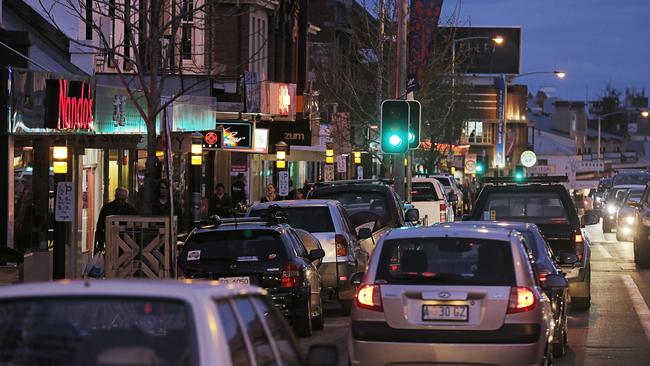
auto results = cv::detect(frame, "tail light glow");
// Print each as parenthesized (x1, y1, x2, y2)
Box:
(440, 203, 447, 222)
(507, 287, 536, 314)
(538, 271, 549, 283)
(281, 262, 301, 288)
(335, 234, 349, 256)
(356, 284, 383, 311)
(574, 231, 584, 262)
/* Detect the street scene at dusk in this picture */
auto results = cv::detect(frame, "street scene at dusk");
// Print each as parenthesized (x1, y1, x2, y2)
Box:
(1, 0, 650, 364)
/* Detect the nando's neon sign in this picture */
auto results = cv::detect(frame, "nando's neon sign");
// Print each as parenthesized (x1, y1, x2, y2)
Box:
(56, 79, 94, 131)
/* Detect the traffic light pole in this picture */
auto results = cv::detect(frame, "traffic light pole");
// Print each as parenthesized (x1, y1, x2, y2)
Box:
(393, 0, 408, 200)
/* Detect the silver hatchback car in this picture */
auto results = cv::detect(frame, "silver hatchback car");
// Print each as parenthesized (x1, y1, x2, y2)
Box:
(348, 223, 567, 366)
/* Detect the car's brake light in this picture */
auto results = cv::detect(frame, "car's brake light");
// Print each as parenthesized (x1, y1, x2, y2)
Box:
(574, 232, 584, 262)
(440, 203, 447, 222)
(356, 284, 383, 311)
(538, 270, 549, 283)
(507, 287, 536, 314)
(335, 234, 349, 256)
(280, 262, 301, 288)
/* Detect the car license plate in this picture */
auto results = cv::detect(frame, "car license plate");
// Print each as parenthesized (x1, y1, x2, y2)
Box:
(422, 305, 468, 321)
(218, 276, 250, 285)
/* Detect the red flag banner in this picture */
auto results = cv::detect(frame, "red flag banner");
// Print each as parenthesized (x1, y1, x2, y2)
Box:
(407, 0, 444, 92)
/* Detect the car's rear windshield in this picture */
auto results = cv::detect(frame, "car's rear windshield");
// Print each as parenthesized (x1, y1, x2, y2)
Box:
(376, 238, 516, 286)
(182, 230, 287, 264)
(249, 207, 335, 232)
(628, 189, 644, 202)
(613, 174, 650, 186)
(0, 297, 197, 365)
(411, 182, 441, 202)
(311, 191, 389, 221)
(482, 192, 569, 224)
(433, 177, 451, 186)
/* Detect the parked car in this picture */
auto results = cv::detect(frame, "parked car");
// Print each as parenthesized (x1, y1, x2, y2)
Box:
(248, 200, 369, 315)
(410, 177, 454, 224)
(602, 185, 644, 233)
(308, 180, 419, 253)
(615, 187, 645, 242)
(455, 221, 578, 357)
(348, 223, 565, 365)
(466, 176, 597, 310)
(0, 280, 337, 365)
(178, 216, 325, 337)
(431, 174, 464, 215)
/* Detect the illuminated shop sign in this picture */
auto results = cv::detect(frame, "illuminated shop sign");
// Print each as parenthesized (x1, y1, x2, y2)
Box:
(216, 121, 253, 149)
(45, 79, 94, 131)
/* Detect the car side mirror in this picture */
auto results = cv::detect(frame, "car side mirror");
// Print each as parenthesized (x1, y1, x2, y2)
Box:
(581, 212, 599, 226)
(557, 252, 579, 265)
(448, 193, 458, 202)
(308, 249, 326, 262)
(350, 271, 365, 286)
(357, 228, 373, 240)
(405, 208, 420, 223)
(542, 274, 568, 290)
(307, 344, 339, 366)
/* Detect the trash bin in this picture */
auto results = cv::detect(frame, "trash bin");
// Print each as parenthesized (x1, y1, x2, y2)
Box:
(0, 247, 24, 284)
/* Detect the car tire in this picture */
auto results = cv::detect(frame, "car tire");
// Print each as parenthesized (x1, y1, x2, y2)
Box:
(571, 265, 591, 311)
(312, 294, 324, 331)
(341, 299, 353, 316)
(293, 291, 313, 338)
(634, 227, 650, 268)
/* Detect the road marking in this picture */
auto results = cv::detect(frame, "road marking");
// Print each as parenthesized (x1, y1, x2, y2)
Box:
(596, 243, 613, 259)
(621, 274, 650, 341)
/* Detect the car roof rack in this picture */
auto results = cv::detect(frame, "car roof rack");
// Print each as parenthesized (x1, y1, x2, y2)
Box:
(479, 176, 569, 185)
(314, 178, 394, 187)
(199, 204, 288, 228)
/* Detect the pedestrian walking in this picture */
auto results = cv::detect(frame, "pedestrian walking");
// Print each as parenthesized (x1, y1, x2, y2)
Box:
(261, 183, 280, 202)
(94, 187, 138, 255)
(209, 183, 233, 217)
(152, 179, 182, 220)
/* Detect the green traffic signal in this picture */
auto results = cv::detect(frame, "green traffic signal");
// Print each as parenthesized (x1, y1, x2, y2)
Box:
(514, 165, 525, 181)
(476, 164, 484, 174)
(380, 100, 410, 154)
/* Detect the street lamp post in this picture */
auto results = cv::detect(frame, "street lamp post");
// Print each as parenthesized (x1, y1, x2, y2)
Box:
(597, 109, 649, 160)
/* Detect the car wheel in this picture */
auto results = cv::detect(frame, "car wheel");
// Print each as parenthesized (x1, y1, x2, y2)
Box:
(634, 227, 650, 268)
(341, 299, 353, 316)
(312, 293, 324, 331)
(293, 291, 313, 338)
(571, 266, 591, 311)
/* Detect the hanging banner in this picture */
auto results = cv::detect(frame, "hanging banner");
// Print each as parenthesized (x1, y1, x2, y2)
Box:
(495, 76, 506, 167)
(407, 0, 444, 91)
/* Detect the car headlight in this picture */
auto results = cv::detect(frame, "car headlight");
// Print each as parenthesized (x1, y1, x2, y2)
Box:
(607, 205, 617, 215)
(626, 216, 635, 225)
(596, 197, 603, 203)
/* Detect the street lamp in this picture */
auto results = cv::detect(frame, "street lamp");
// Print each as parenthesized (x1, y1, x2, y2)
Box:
(597, 109, 649, 160)
(276, 141, 288, 169)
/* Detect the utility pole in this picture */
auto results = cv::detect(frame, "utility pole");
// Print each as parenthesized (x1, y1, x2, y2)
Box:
(393, 0, 408, 199)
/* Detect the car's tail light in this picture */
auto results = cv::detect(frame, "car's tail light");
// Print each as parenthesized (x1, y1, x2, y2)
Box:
(356, 284, 382, 311)
(281, 262, 301, 288)
(574, 232, 584, 262)
(538, 270, 550, 283)
(335, 234, 349, 256)
(507, 287, 536, 314)
(440, 203, 447, 222)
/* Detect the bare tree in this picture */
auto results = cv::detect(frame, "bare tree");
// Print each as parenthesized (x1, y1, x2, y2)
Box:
(37, 0, 271, 214)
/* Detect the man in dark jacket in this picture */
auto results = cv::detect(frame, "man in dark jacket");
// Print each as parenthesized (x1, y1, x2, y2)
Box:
(209, 183, 233, 218)
(231, 173, 247, 205)
(94, 187, 138, 254)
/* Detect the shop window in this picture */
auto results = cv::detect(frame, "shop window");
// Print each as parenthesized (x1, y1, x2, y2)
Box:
(464, 121, 492, 144)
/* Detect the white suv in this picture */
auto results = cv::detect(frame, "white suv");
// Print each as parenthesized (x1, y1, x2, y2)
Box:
(348, 223, 566, 366)
(432, 175, 464, 214)
(411, 177, 454, 224)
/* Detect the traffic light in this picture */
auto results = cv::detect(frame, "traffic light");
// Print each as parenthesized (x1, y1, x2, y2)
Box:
(514, 165, 525, 181)
(380, 100, 410, 154)
(407, 101, 421, 150)
(475, 157, 486, 176)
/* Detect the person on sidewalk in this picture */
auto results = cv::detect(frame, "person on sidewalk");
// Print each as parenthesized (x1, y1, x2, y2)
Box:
(94, 187, 138, 255)
(261, 183, 280, 202)
(231, 173, 247, 205)
(152, 180, 182, 223)
(209, 183, 233, 218)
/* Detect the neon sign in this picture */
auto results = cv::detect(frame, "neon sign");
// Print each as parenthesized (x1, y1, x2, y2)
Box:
(57, 79, 94, 130)
(278, 84, 291, 115)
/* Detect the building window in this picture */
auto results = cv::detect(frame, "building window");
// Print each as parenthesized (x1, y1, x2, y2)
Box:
(463, 121, 492, 144)
(181, 0, 194, 60)
(249, 12, 268, 80)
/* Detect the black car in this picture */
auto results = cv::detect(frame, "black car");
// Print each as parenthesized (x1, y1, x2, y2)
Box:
(465, 176, 598, 311)
(178, 216, 325, 337)
(602, 185, 644, 233)
(456, 221, 577, 358)
(307, 180, 419, 249)
(629, 184, 650, 267)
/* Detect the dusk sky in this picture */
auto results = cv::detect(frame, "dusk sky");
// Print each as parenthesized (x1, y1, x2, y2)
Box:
(443, 0, 650, 101)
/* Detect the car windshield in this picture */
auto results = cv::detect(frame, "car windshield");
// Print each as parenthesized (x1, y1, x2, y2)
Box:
(0, 297, 196, 366)
(608, 188, 630, 203)
(182, 230, 287, 264)
(433, 177, 451, 187)
(411, 182, 441, 202)
(627, 190, 644, 203)
(312, 191, 390, 226)
(612, 174, 650, 186)
(376, 238, 516, 286)
(483, 192, 569, 224)
(249, 206, 335, 233)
